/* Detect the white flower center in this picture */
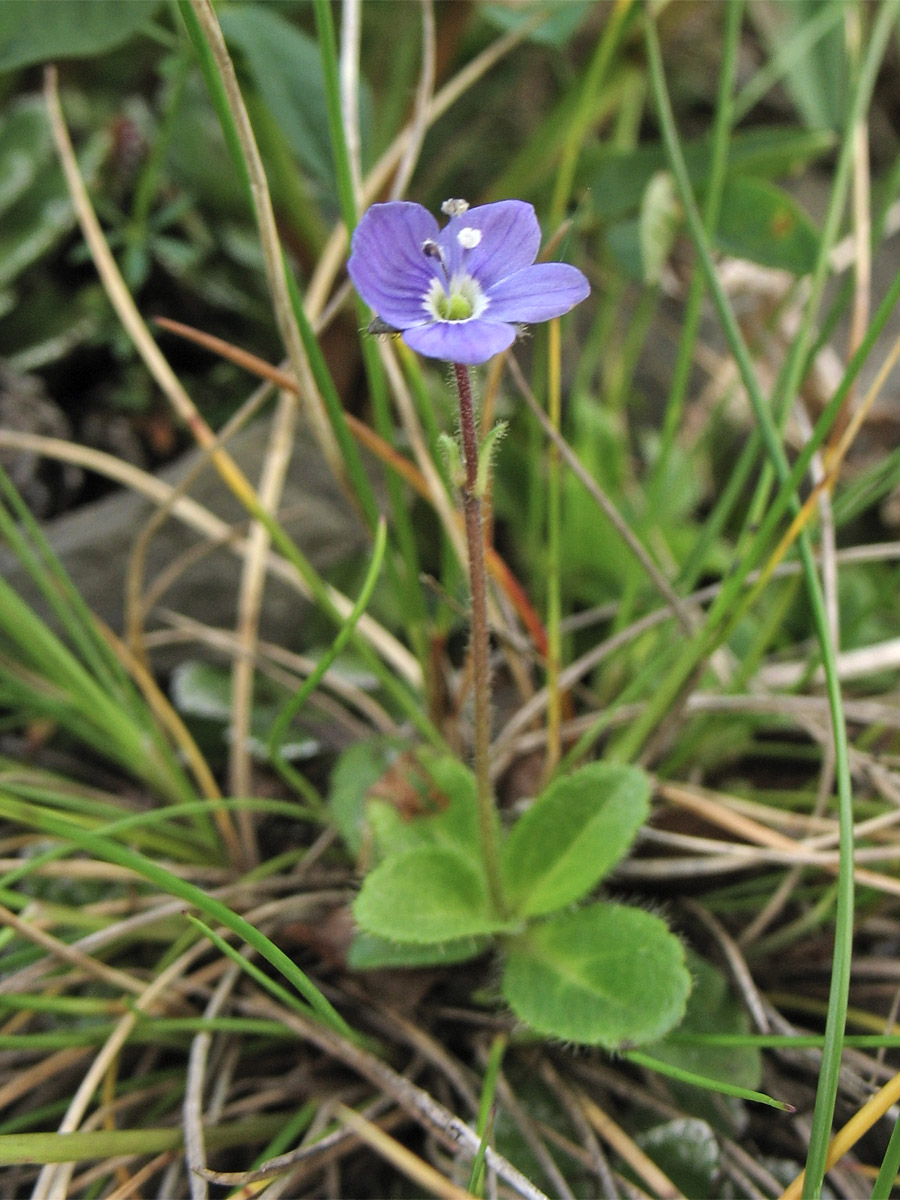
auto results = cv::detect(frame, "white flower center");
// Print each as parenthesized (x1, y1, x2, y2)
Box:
(457, 227, 482, 249)
(423, 274, 487, 323)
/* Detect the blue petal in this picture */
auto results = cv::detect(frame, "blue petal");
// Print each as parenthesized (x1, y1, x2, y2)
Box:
(348, 202, 441, 328)
(402, 319, 517, 364)
(437, 201, 541, 289)
(484, 263, 590, 323)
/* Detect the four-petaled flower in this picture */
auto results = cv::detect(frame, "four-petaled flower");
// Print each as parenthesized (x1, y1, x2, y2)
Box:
(348, 198, 590, 365)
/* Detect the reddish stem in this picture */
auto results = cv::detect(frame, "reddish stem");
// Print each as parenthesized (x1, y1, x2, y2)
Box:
(454, 362, 506, 917)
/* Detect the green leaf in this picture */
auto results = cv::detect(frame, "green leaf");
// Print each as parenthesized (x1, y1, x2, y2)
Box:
(0, 0, 160, 72)
(0, 131, 106, 290)
(353, 846, 513, 944)
(604, 217, 643, 283)
(0, 99, 53, 219)
(479, 1, 594, 47)
(762, 0, 848, 131)
(636, 1119, 720, 1199)
(714, 175, 819, 274)
(366, 751, 483, 862)
(347, 930, 488, 970)
(328, 738, 402, 857)
(587, 126, 835, 223)
(219, 4, 370, 193)
(502, 904, 690, 1048)
(169, 660, 318, 764)
(501, 763, 650, 917)
(220, 5, 329, 183)
(647, 952, 762, 1093)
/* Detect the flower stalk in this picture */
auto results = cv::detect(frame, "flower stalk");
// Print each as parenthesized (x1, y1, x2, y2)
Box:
(454, 362, 506, 917)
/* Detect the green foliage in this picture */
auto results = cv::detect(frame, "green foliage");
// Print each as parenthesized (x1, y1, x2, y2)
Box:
(327, 738, 401, 857)
(501, 904, 689, 1049)
(639, 170, 681, 286)
(0, 97, 105, 322)
(649, 952, 763, 1104)
(5, 1, 900, 1190)
(0, 466, 197, 808)
(347, 931, 489, 970)
(0, 0, 161, 72)
(219, 4, 349, 196)
(635, 1119, 720, 1198)
(354, 846, 514, 943)
(480, 1, 595, 47)
(586, 126, 835, 222)
(347, 754, 688, 1048)
(501, 762, 649, 917)
(590, 125, 831, 279)
(715, 175, 819, 273)
(365, 753, 484, 859)
(170, 660, 318, 767)
(759, 0, 849, 130)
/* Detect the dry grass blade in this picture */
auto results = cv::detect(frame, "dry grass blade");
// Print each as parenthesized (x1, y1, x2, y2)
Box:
(152, 610, 396, 737)
(0, 904, 146, 997)
(124, 375, 275, 667)
(538, 1059, 620, 1199)
(577, 1091, 686, 1200)
(151, 317, 548, 652)
(0, 1046, 92, 1111)
(96, 1151, 175, 1200)
(184, 962, 243, 1199)
(507, 355, 698, 636)
(334, 1102, 477, 1200)
(229, 384, 297, 860)
(389, 0, 436, 200)
(647, 780, 900, 899)
(32, 943, 208, 1200)
(778, 1067, 900, 1200)
(187, 0, 340, 478)
(238, 995, 549, 1200)
(0, 427, 421, 685)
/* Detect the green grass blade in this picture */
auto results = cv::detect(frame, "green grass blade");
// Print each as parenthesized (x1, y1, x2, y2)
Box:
(645, 6, 900, 1191)
(0, 796, 358, 1042)
(270, 516, 387, 803)
(624, 1050, 793, 1112)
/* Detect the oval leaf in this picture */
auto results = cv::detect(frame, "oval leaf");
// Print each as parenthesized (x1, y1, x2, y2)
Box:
(715, 176, 819, 274)
(647, 951, 762, 1092)
(502, 903, 690, 1048)
(501, 763, 650, 917)
(637, 1119, 720, 1199)
(365, 751, 483, 860)
(353, 846, 511, 944)
(0, 1, 160, 72)
(347, 930, 488, 970)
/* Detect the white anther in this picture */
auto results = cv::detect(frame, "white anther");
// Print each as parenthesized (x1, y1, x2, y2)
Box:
(441, 198, 469, 218)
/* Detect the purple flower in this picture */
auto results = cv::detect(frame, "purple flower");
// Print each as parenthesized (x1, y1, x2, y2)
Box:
(347, 198, 590, 365)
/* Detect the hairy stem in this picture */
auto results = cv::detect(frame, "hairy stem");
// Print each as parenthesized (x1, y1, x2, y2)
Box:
(454, 362, 506, 917)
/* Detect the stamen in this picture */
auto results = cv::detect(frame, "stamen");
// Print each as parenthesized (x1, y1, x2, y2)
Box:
(457, 227, 482, 250)
(422, 237, 451, 286)
(441, 198, 469, 218)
